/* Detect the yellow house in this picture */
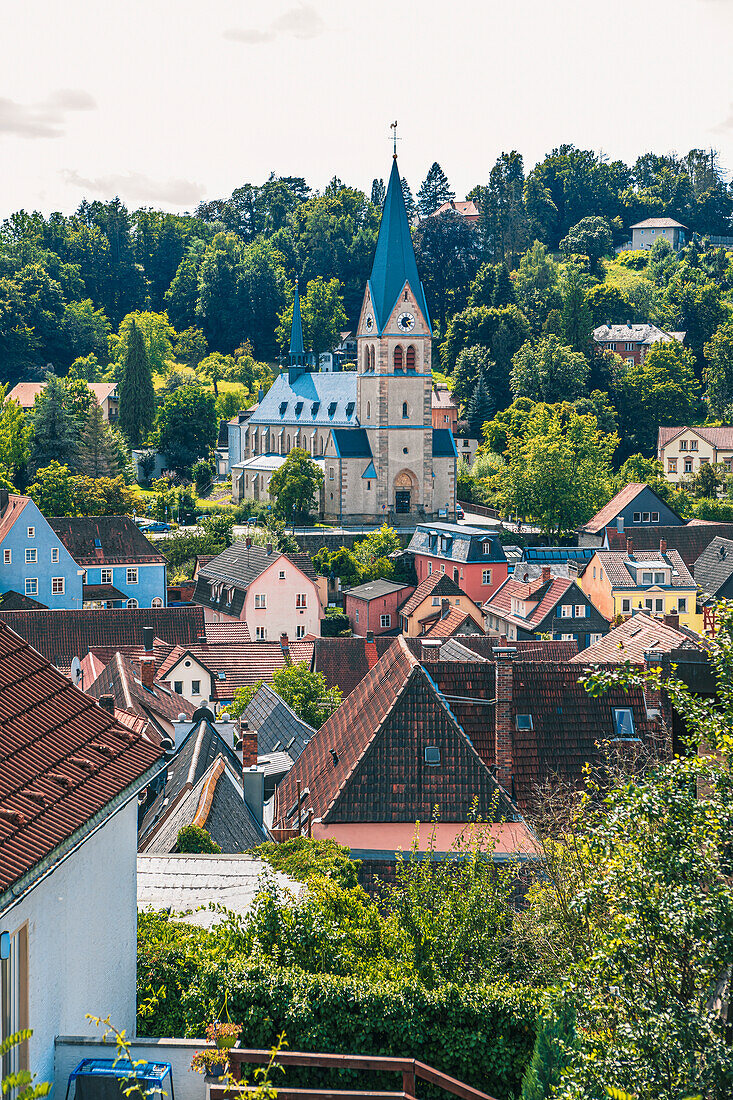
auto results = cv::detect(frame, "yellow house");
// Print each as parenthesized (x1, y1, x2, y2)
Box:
(399, 572, 485, 637)
(579, 540, 702, 633)
(658, 425, 733, 485)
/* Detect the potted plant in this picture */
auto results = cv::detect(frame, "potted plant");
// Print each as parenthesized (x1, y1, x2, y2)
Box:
(206, 1021, 242, 1051)
(191, 1049, 227, 1079)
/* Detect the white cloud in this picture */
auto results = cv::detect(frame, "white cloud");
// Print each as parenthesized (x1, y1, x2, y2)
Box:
(62, 169, 204, 207)
(224, 3, 324, 45)
(0, 89, 95, 139)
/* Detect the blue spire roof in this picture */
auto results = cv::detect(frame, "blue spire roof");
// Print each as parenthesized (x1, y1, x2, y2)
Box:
(289, 287, 305, 359)
(367, 158, 431, 335)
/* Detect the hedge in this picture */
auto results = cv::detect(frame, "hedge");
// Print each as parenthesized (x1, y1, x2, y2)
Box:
(139, 950, 539, 1099)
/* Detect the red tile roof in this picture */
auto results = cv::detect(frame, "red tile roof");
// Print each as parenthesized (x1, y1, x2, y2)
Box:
(0, 621, 162, 896)
(157, 640, 314, 697)
(399, 572, 465, 618)
(657, 424, 733, 450)
(0, 495, 30, 544)
(605, 523, 733, 568)
(312, 636, 396, 698)
(483, 576, 575, 631)
(594, 548, 695, 589)
(423, 605, 484, 638)
(582, 483, 650, 534)
(569, 613, 702, 664)
(85, 651, 196, 730)
(6, 383, 45, 408)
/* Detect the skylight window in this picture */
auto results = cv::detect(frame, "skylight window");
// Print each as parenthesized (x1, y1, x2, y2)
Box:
(612, 708, 636, 739)
(515, 714, 533, 730)
(424, 746, 441, 765)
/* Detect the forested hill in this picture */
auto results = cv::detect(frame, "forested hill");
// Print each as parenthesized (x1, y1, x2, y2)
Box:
(1, 144, 731, 384)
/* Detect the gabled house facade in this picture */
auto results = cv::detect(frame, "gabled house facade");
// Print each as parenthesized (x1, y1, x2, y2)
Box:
(483, 569, 610, 649)
(0, 491, 82, 609)
(658, 425, 733, 484)
(577, 482, 685, 547)
(49, 516, 167, 609)
(407, 522, 508, 602)
(344, 578, 414, 636)
(398, 572, 485, 637)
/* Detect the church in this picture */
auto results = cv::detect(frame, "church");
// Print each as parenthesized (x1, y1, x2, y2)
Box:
(229, 154, 457, 525)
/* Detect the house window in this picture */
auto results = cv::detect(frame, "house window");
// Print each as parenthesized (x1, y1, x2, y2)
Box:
(127, 598, 138, 608)
(174, 680, 183, 694)
(609, 342, 617, 351)
(24, 578, 37, 596)
(668, 459, 677, 473)
(574, 605, 586, 617)
(622, 599, 631, 613)
(679, 440, 688, 451)
(355, 609, 359, 623)
(51, 547, 59, 563)
(256, 626, 267, 640)
(432, 596, 441, 606)
(561, 605, 573, 617)
(279, 570, 286, 579)
(642, 512, 650, 522)
(654, 572, 665, 583)
(642, 572, 653, 584)
(3, 550, 10, 564)
(1, 923, 29, 1076)
(588, 633, 603, 644)
(296, 593, 307, 608)
(296, 624, 306, 638)
(625, 343, 634, 352)
(440, 564, 445, 573)
(612, 708, 636, 738)
(127, 568, 138, 584)
(482, 569, 492, 584)
(366, 481, 372, 490)
(101, 568, 112, 585)
(645, 598, 653, 610)
(191, 680, 200, 695)
(402, 402, 409, 419)
(651, 512, 659, 523)
(424, 745, 441, 765)
(428, 562, 432, 574)
(255, 593, 267, 608)
(690, 440, 698, 451)
(633, 512, 641, 523)
(51, 577, 65, 595)
(684, 459, 693, 473)
(26, 527, 34, 538)
(655, 599, 664, 612)
(151, 597, 163, 607)
(561, 633, 575, 641)
(25, 548, 36, 564)
(482, 540, 491, 555)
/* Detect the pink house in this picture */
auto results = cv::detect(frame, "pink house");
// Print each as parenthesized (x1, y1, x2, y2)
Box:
(193, 541, 326, 641)
(344, 579, 414, 636)
(407, 523, 509, 604)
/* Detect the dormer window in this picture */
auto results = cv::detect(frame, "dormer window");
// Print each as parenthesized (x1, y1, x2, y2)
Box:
(311, 401, 320, 416)
(328, 402, 337, 417)
(279, 401, 288, 416)
(346, 401, 355, 418)
(295, 401, 303, 416)
(482, 540, 491, 555)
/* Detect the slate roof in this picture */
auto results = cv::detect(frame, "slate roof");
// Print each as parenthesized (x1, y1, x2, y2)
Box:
(139, 718, 240, 844)
(582, 483, 679, 534)
(49, 516, 166, 566)
(157, 640, 315, 697)
(346, 579, 413, 601)
(141, 755, 268, 854)
(83, 584, 129, 602)
(605, 523, 733, 569)
(274, 637, 516, 828)
(194, 546, 318, 618)
(425, 636, 580, 662)
(594, 548, 695, 589)
(399, 573, 466, 618)
(657, 424, 733, 450)
(248, 371, 358, 428)
(407, 523, 506, 564)
(85, 651, 196, 735)
(0, 606, 205, 670)
(240, 683, 315, 759)
(332, 428, 373, 459)
(0, 590, 47, 611)
(694, 536, 733, 599)
(0, 620, 162, 898)
(593, 323, 685, 346)
(368, 157, 431, 334)
(311, 636, 396, 698)
(569, 613, 702, 665)
(432, 428, 458, 458)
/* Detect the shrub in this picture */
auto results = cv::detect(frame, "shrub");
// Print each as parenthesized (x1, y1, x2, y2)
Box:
(321, 610, 350, 636)
(252, 838, 360, 889)
(176, 825, 221, 853)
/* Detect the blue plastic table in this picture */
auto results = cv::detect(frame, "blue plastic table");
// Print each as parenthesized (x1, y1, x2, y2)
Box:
(65, 1058, 174, 1100)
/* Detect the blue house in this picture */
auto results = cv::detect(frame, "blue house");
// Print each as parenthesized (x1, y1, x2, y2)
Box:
(49, 516, 167, 609)
(578, 482, 684, 547)
(0, 490, 83, 609)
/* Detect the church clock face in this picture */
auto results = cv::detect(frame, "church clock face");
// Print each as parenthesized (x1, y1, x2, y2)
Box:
(398, 311, 415, 332)
(365, 314, 374, 332)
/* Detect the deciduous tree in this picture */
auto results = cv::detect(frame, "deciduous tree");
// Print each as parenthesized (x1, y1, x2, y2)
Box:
(510, 336, 589, 403)
(268, 448, 324, 522)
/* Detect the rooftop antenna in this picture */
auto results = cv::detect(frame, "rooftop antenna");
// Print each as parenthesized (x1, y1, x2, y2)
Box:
(390, 120, 400, 160)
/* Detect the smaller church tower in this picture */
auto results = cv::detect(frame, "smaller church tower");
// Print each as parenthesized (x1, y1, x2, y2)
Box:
(288, 287, 307, 382)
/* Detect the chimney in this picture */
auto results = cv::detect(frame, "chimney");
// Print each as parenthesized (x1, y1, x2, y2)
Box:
(664, 612, 679, 629)
(0, 488, 8, 515)
(142, 626, 154, 653)
(494, 648, 517, 791)
(366, 630, 374, 643)
(541, 566, 551, 584)
(659, 538, 667, 555)
(280, 632, 291, 664)
(441, 598, 451, 619)
(140, 657, 155, 689)
(238, 720, 258, 768)
(567, 561, 579, 579)
(266, 542, 273, 555)
(245, 536, 252, 548)
(173, 713, 194, 749)
(421, 638, 442, 660)
(242, 764, 265, 827)
(99, 694, 114, 714)
(626, 319, 632, 328)
(626, 536, 634, 557)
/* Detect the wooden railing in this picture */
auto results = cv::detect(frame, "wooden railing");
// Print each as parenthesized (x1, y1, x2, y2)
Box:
(208, 1048, 498, 1100)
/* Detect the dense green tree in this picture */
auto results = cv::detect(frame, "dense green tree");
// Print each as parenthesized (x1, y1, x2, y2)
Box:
(467, 263, 497, 308)
(111, 310, 176, 377)
(520, 1004, 578, 1100)
(482, 396, 537, 453)
(452, 345, 495, 408)
(613, 340, 702, 454)
(466, 373, 495, 438)
(30, 374, 78, 472)
(400, 177, 417, 222)
(230, 662, 341, 728)
(77, 401, 120, 478)
(413, 212, 481, 331)
(268, 448, 324, 522)
(174, 326, 208, 370)
(705, 319, 733, 415)
(117, 320, 155, 447)
(665, 270, 729, 370)
(513, 242, 561, 328)
(510, 336, 589, 403)
(0, 385, 31, 488)
(559, 216, 613, 274)
(561, 265, 593, 355)
(416, 162, 455, 217)
(26, 460, 76, 514)
(353, 524, 402, 570)
(237, 237, 291, 359)
(492, 263, 515, 306)
(584, 282, 632, 326)
(475, 151, 530, 266)
(164, 255, 202, 331)
(370, 178, 386, 207)
(154, 385, 217, 472)
(442, 303, 530, 377)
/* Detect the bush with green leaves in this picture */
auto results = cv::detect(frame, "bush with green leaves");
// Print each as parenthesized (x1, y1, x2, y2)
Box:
(176, 825, 221, 853)
(252, 837, 360, 889)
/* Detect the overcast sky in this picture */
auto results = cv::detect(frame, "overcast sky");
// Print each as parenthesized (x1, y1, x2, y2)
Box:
(3, 0, 733, 218)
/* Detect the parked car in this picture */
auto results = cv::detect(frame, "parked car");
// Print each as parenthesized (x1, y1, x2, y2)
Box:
(140, 521, 172, 533)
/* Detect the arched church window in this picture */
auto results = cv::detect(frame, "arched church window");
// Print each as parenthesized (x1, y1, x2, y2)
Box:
(287, 434, 291, 450)
(371, 345, 376, 370)
(366, 401, 371, 419)
(402, 402, 409, 419)
(406, 345, 416, 371)
(363, 345, 369, 371)
(394, 345, 403, 372)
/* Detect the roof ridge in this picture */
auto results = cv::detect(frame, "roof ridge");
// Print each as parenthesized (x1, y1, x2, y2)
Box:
(192, 755, 226, 827)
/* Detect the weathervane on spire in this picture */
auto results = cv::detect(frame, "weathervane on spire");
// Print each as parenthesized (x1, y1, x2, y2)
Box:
(390, 120, 400, 159)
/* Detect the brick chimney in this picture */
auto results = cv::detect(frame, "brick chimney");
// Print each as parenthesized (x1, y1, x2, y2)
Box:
(541, 566, 551, 584)
(266, 542, 273, 555)
(238, 720, 258, 768)
(99, 694, 114, 714)
(494, 648, 517, 791)
(659, 538, 667, 555)
(280, 632, 291, 664)
(245, 536, 252, 548)
(140, 657, 156, 689)
(441, 598, 451, 619)
(365, 631, 378, 669)
(142, 626, 154, 653)
(626, 536, 634, 557)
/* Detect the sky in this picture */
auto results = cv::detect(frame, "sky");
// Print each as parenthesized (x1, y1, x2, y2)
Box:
(3, 0, 733, 218)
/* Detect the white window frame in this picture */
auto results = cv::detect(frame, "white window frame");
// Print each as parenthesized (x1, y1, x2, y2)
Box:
(380, 613, 391, 628)
(255, 593, 267, 609)
(127, 568, 138, 585)
(191, 680, 201, 695)
(26, 527, 34, 539)
(560, 604, 573, 618)
(1, 923, 29, 1076)
(24, 578, 38, 597)
(255, 626, 267, 640)
(127, 598, 138, 608)
(51, 547, 59, 563)
(642, 572, 653, 585)
(25, 548, 36, 564)
(677, 598, 687, 614)
(296, 624, 306, 639)
(51, 577, 65, 595)
(482, 569, 492, 584)
(622, 599, 631, 613)
(588, 633, 603, 645)
(561, 633, 575, 641)
(655, 598, 664, 613)
(151, 597, 163, 608)
(296, 593, 307, 608)
(651, 512, 659, 523)
(574, 604, 586, 617)
(101, 568, 112, 585)
(3, 549, 10, 564)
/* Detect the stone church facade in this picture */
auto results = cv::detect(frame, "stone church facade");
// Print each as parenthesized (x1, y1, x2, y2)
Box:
(230, 156, 457, 525)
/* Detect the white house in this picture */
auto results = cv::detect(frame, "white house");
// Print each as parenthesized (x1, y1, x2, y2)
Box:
(0, 620, 162, 1088)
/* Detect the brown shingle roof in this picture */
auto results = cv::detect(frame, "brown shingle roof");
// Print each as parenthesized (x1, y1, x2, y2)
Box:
(657, 424, 733, 451)
(582, 483, 650, 534)
(399, 572, 465, 618)
(156, 640, 314, 697)
(0, 621, 162, 897)
(0, 606, 205, 669)
(49, 516, 166, 566)
(312, 636, 397, 698)
(569, 613, 702, 664)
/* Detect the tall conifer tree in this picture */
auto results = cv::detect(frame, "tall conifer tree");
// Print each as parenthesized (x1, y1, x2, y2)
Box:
(466, 373, 495, 439)
(77, 402, 119, 478)
(30, 374, 77, 473)
(417, 162, 455, 217)
(118, 319, 155, 447)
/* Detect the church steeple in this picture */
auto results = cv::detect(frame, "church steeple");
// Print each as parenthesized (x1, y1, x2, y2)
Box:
(367, 157, 431, 335)
(289, 286, 305, 364)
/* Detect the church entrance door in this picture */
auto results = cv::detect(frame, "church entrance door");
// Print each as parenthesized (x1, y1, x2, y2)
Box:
(395, 490, 411, 513)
